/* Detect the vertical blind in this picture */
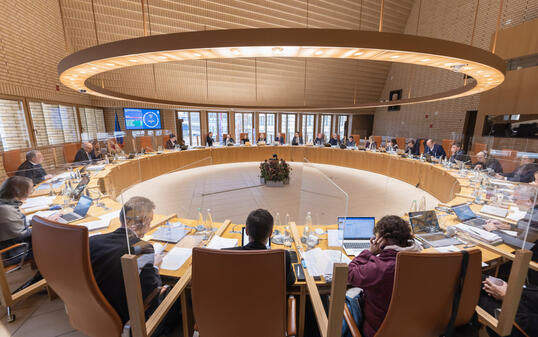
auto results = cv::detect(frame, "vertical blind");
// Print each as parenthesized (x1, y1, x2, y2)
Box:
(0, 98, 31, 151)
(79, 107, 106, 141)
(29, 102, 80, 146)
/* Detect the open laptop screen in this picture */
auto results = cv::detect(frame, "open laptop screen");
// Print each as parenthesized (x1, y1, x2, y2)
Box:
(241, 227, 271, 249)
(452, 204, 477, 221)
(338, 217, 375, 240)
(73, 195, 92, 216)
(408, 210, 440, 234)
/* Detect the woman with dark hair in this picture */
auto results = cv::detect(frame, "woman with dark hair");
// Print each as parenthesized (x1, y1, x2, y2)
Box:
(345, 215, 422, 337)
(390, 139, 398, 150)
(166, 134, 178, 149)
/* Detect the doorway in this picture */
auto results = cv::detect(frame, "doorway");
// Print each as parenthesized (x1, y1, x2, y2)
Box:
(462, 110, 477, 152)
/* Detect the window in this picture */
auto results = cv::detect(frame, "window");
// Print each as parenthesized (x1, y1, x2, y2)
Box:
(337, 115, 348, 139)
(235, 112, 253, 141)
(29, 102, 80, 146)
(281, 113, 296, 144)
(301, 114, 315, 143)
(177, 111, 201, 146)
(79, 107, 106, 141)
(321, 115, 332, 138)
(208, 112, 228, 142)
(0, 98, 31, 151)
(258, 113, 276, 142)
(483, 114, 538, 138)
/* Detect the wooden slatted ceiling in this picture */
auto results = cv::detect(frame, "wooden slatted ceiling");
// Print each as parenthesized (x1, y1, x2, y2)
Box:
(59, 0, 415, 109)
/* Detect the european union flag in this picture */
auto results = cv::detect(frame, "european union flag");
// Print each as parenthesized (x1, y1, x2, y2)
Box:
(114, 111, 123, 145)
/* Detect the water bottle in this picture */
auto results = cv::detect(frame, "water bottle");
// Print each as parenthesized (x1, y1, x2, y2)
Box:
(206, 209, 214, 230)
(197, 208, 205, 229)
(164, 221, 172, 238)
(302, 212, 312, 243)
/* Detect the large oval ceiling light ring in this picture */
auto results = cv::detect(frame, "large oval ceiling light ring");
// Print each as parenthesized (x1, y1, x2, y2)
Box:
(58, 28, 505, 111)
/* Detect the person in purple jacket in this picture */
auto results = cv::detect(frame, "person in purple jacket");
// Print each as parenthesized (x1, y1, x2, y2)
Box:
(346, 215, 422, 337)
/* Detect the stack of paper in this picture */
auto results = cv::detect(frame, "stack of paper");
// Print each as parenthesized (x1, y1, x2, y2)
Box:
(28, 210, 58, 221)
(454, 223, 503, 244)
(507, 206, 526, 222)
(161, 247, 192, 270)
(206, 235, 238, 249)
(303, 248, 351, 277)
(21, 196, 56, 213)
(74, 210, 120, 231)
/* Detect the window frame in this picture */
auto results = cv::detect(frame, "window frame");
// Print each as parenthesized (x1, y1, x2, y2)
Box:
(207, 111, 229, 143)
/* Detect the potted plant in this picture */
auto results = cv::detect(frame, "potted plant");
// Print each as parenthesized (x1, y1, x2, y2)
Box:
(259, 154, 291, 186)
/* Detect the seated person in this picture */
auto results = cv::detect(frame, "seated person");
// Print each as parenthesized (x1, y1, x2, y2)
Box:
(314, 133, 325, 146)
(448, 142, 470, 164)
(224, 209, 295, 286)
(424, 139, 446, 158)
(346, 215, 421, 337)
(291, 132, 303, 146)
(275, 135, 285, 145)
(240, 134, 250, 145)
(74, 142, 97, 164)
(165, 134, 178, 149)
(15, 150, 52, 185)
(497, 156, 537, 183)
(532, 171, 538, 186)
(385, 139, 398, 151)
(257, 133, 267, 142)
(224, 134, 235, 145)
(345, 136, 356, 147)
(405, 139, 416, 155)
(89, 196, 178, 332)
(91, 140, 104, 160)
(365, 136, 377, 150)
(473, 151, 503, 174)
(106, 138, 123, 155)
(206, 132, 214, 147)
(329, 134, 339, 146)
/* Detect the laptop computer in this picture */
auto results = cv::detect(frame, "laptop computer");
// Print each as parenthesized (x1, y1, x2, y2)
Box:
(408, 210, 463, 247)
(242, 227, 271, 248)
(337, 217, 375, 256)
(150, 226, 189, 243)
(452, 204, 488, 227)
(71, 175, 90, 200)
(60, 195, 92, 223)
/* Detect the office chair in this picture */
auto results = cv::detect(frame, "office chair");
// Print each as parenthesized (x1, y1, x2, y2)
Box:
(31, 216, 124, 337)
(2, 149, 22, 177)
(191, 248, 296, 337)
(343, 250, 482, 337)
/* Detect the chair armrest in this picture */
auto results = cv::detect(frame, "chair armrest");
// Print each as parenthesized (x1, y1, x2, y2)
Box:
(343, 305, 362, 337)
(0, 242, 27, 255)
(287, 295, 297, 337)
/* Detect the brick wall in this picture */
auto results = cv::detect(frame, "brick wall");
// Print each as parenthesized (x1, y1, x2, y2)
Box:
(373, 0, 538, 143)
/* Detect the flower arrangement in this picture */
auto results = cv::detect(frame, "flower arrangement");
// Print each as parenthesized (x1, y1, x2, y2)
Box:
(260, 154, 291, 185)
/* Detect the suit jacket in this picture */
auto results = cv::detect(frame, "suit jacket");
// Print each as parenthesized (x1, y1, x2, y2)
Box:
(502, 163, 538, 183)
(224, 241, 296, 286)
(15, 160, 47, 185)
(449, 150, 470, 164)
(74, 149, 96, 164)
(346, 140, 356, 147)
(257, 137, 267, 142)
(291, 136, 303, 145)
(424, 143, 446, 158)
(165, 139, 177, 149)
(329, 138, 339, 146)
(314, 137, 324, 145)
(474, 158, 503, 174)
(89, 228, 162, 324)
(275, 137, 285, 145)
(206, 136, 214, 147)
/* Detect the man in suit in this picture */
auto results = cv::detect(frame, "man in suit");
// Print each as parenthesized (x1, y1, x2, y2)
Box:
(275, 135, 285, 145)
(224, 209, 295, 286)
(165, 134, 178, 149)
(257, 133, 267, 142)
(89, 197, 178, 332)
(474, 151, 503, 174)
(314, 133, 324, 146)
(15, 150, 51, 185)
(206, 132, 214, 147)
(329, 134, 339, 146)
(448, 142, 470, 164)
(405, 139, 416, 155)
(345, 136, 356, 147)
(424, 139, 446, 158)
(74, 142, 96, 164)
(497, 156, 538, 183)
(291, 132, 303, 146)
(224, 134, 235, 145)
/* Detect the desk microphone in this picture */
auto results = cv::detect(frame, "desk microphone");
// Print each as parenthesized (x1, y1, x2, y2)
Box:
(446, 226, 457, 237)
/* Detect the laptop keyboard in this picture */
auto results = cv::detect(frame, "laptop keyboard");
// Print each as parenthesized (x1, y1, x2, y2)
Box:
(465, 218, 486, 227)
(62, 213, 80, 222)
(343, 242, 370, 249)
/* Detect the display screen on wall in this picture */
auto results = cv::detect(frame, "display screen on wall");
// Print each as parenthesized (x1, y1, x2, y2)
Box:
(123, 108, 162, 130)
(482, 114, 538, 138)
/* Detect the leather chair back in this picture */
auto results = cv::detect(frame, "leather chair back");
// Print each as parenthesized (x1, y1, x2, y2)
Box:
(419, 139, 425, 154)
(396, 137, 406, 150)
(31, 216, 123, 337)
(351, 134, 360, 144)
(372, 136, 382, 147)
(63, 142, 80, 163)
(139, 136, 153, 150)
(279, 133, 286, 143)
(471, 142, 487, 155)
(375, 250, 482, 337)
(191, 248, 287, 337)
(442, 139, 455, 159)
(2, 149, 22, 177)
(498, 149, 519, 173)
(162, 135, 169, 148)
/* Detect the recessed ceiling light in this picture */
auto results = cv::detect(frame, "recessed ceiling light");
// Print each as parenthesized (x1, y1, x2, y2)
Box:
(354, 51, 364, 56)
(91, 67, 98, 70)
(158, 56, 168, 59)
(231, 48, 241, 55)
(128, 59, 138, 62)
(106, 63, 115, 67)
(420, 58, 431, 62)
(390, 55, 400, 59)
(79, 70, 86, 74)
(484, 74, 490, 77)
(272, 47, 283, 55)
(314, 50, 323, 56)
(477, 70, 483, 73)
(193, 53, 202, 57)
(444, 62, 455, 66)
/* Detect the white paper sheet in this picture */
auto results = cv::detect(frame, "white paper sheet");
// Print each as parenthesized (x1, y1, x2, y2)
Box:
(28, 210, 58, 221)
(161, 247, 192, 270)
(303, 248, 351, 277)
(22, 196, 56, 210)
(434, 245, 460, 253)
(500, 230, 518, 237)
(507, 207, 526, 222)
(206, 235, 238, 249)
(327, 230, 340, 247)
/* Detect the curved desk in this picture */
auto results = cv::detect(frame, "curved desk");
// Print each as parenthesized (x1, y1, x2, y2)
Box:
(95, 146, 461, 203)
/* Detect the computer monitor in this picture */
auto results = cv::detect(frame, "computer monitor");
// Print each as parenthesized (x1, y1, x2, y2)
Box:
(72, 195, 93, 217)
(408, 210, 441, 234)
(241, 227, 271, 248)
(337, 217, 375, 240)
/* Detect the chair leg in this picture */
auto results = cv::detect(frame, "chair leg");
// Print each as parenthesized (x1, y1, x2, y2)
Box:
(6, 306, 15, 322)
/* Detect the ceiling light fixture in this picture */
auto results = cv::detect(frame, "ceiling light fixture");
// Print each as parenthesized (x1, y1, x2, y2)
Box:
(58, 28, 506, 111)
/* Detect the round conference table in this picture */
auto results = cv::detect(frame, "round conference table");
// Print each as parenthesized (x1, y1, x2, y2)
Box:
(30, 145, 521, 337)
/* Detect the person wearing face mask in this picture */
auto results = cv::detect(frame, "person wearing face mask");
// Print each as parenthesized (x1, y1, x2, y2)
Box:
(89, 197, 179, 333)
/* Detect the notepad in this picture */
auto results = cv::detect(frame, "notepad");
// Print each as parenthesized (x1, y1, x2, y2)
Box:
(206, 235, 238, 249)
(22, 196, 56, 209)
(303, 248, 351, 277)
(161, 247, 192, 270)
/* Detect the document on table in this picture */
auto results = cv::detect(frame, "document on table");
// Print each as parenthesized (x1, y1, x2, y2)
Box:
(303, 248, 351, 277)
(434, 245, 460, 253)
(507, 207, 526, 222)
(327, 230, 341, 247)
(206, 235, 238, 249)
(28, 210, 58, 222)
(161, 247, 192, 270)
(35, 182, 63, 190)
(74, 210, 120, 231)
(22, 196, 56, 212)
